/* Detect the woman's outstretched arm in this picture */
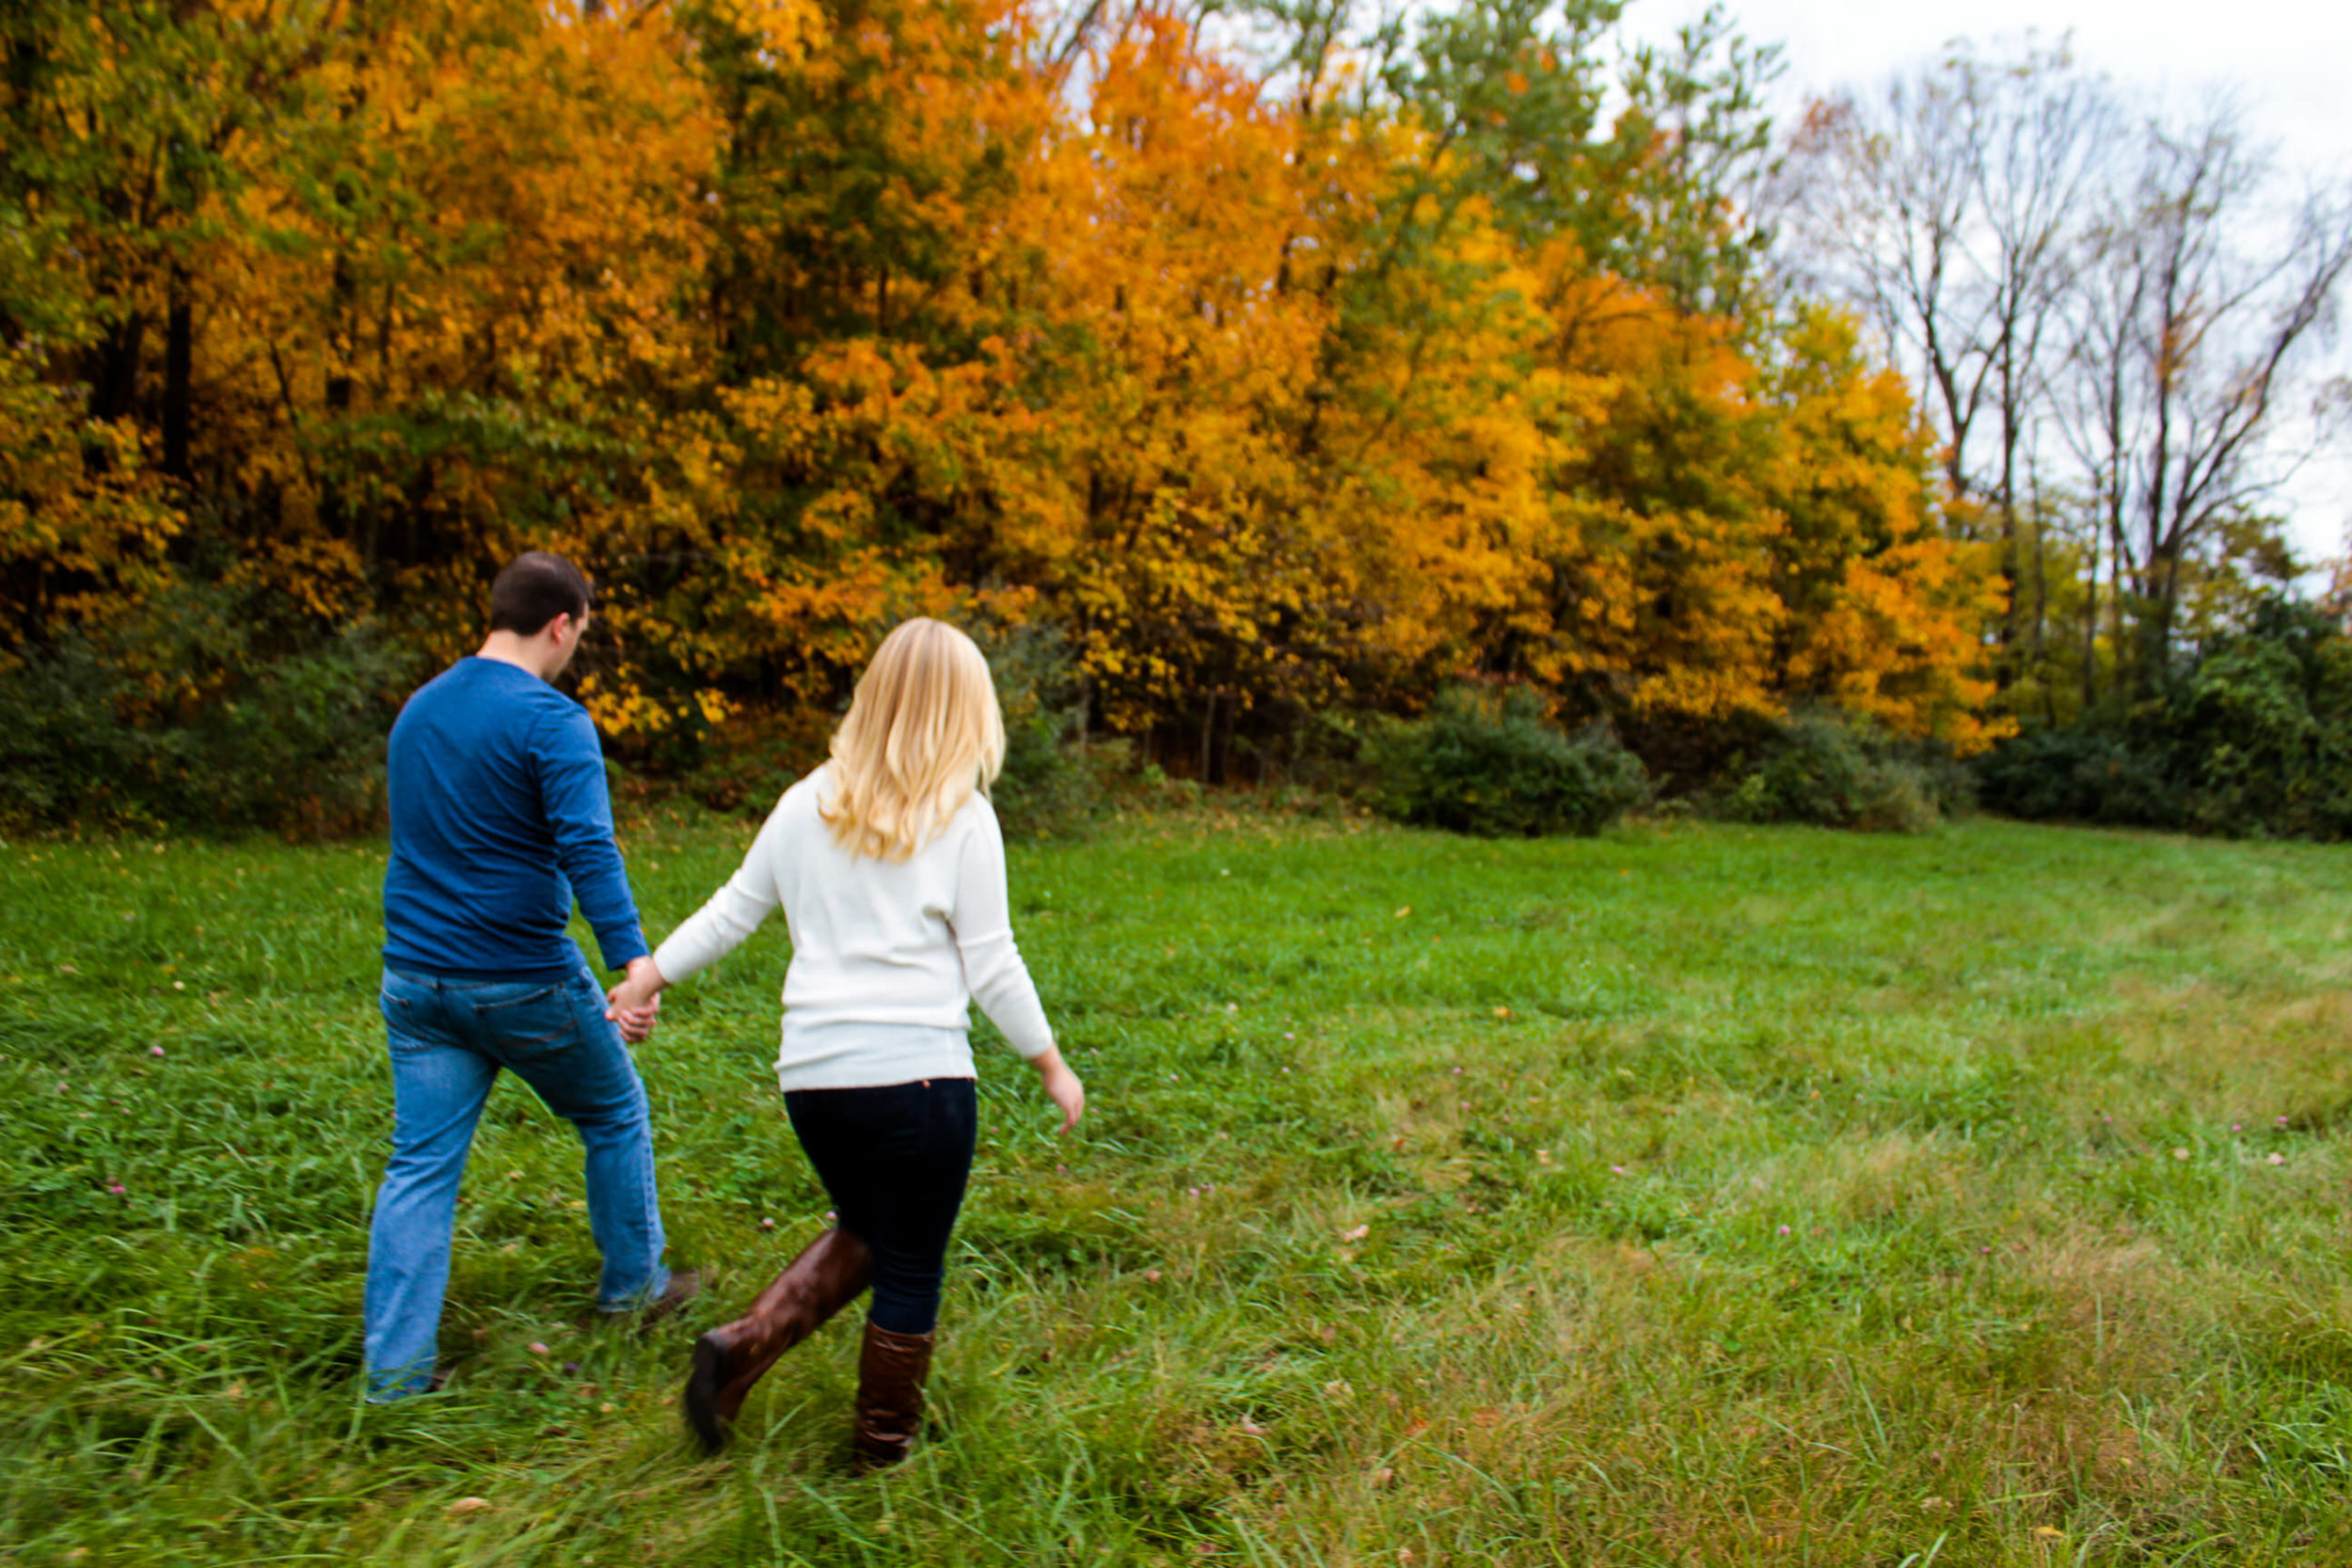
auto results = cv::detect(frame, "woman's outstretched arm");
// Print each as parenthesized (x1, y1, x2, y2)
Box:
(950, 801, 1082, 1132)
(608, 792, 791, 1018)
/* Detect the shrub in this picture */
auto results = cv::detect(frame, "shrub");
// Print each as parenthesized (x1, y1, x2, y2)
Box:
(676, 709, 830, 816)
(0, 586, 411, 836)
(1972, 718, 2185, 829)
(1974, 599, 2352, 842)
(0, 634, 151, 828)
(1708, 708, 1948, 832)
(1372, 684, 1648, 837)
(980, 622, 1118, 840)
(2173, 610, 2352, 838)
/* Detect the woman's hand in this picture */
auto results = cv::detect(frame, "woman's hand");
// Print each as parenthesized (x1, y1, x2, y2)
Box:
(1032, 1048, 1086, 1134)
(605, 957, 667, 1044)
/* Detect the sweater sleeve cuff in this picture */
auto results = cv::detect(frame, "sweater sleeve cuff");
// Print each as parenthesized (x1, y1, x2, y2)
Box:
(1007, 1025, 1056, 1061)
(596, 927, 651, 972)
(983, 983, 1056, 1060)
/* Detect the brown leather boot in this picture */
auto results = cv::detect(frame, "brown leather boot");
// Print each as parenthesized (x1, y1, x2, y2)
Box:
(683, 1228, 872, 1453)
(850, 1321, 934, 1472)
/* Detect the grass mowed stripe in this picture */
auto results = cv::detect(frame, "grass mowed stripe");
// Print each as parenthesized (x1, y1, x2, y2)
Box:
(5, 817, 2351, 1564)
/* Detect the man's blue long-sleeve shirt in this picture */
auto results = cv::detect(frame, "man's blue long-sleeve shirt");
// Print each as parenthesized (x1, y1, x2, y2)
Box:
(382, 657, 649, 980)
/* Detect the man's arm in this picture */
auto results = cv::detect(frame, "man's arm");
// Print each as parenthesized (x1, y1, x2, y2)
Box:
(533, 705, 651, 974)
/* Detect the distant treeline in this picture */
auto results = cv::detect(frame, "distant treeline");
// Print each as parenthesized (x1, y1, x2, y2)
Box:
(1, 2, 2344, 837)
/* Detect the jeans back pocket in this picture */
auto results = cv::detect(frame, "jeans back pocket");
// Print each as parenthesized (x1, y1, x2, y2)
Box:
(469, 980, 580, 1056)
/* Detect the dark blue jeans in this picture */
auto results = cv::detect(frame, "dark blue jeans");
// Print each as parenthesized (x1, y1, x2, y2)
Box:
(363, 966, 670, 1400)
(785, 1077, 977, 1336)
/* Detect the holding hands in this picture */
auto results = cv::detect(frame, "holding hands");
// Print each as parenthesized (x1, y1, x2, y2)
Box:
(605, 956, 667, 1043)
(605, 955, 1083, 1136)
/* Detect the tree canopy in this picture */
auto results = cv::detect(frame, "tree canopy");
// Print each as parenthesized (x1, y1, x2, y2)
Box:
(2, 0, 2009, 819)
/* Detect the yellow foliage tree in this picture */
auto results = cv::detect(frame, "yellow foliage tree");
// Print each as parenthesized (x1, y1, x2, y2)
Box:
(0, 0, 2006, 827)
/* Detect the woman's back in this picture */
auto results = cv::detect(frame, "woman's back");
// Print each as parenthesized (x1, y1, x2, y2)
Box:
(652, 762, 1055, 1091)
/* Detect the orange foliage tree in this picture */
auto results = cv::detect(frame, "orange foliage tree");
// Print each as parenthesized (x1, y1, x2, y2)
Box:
(0, 0, 2004, 824)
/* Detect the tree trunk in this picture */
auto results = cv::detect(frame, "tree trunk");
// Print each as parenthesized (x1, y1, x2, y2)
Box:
(1217, 689, 1238, 787)
(2079, 519, 2099, 712)
(322, 247, 357, 536)
(2032, 517, 2050, 721)
(1198, 689, 1216, 783)
(87, 311, 146, 430)
(163, 264, 194, 482)
(1994, 342, 2021, 686)
(2137, 541, 2181, 692)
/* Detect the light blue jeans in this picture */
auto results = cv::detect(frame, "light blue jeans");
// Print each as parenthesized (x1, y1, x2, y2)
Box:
(363, 965, 671, 1401)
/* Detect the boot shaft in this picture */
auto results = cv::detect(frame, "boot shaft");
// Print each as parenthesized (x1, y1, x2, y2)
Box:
(684, 1227, 873, 1453)
(851, 1321, 934, 1471)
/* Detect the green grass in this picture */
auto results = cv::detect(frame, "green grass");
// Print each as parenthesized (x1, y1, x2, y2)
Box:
(7, 809, 2352, 1565)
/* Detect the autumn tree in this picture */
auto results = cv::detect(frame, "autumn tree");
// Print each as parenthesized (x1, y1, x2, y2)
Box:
(0, 0, 2008, 824)
(1779, 40, 2111, 687)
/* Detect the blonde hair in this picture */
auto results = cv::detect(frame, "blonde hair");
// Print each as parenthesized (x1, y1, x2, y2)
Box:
(819, 618, 1006, 861)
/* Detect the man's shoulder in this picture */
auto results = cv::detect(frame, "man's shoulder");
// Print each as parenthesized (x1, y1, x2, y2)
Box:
(395, 660, 586, 752)
(397, 659, 466, 714)
(435, 660, 585, 718)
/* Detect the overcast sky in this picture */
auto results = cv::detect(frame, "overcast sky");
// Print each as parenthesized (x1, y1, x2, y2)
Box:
(1617, 0, 2352, 564)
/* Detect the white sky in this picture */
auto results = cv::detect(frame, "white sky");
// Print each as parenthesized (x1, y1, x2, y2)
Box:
(1618, 0, 2352, 566)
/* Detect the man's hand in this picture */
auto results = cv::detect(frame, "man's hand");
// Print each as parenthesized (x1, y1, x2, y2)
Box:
(1031, 1047, 1086, 1135)
(605, 956, 667, 1044)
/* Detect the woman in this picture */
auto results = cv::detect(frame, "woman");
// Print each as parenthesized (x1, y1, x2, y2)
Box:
(608, 618, 1084, 1469)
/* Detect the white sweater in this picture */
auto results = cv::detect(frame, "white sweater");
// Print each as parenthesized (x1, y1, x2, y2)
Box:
(651, 765, 1057, 1091)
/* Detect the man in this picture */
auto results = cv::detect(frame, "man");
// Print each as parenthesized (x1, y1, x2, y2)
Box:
(363, 550, 693, 1402)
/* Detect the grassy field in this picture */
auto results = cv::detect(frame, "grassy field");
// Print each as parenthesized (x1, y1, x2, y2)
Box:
(7, 809, 2352, 1565)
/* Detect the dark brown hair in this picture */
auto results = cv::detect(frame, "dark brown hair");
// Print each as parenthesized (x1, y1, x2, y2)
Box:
(487, 551, 593, 636)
